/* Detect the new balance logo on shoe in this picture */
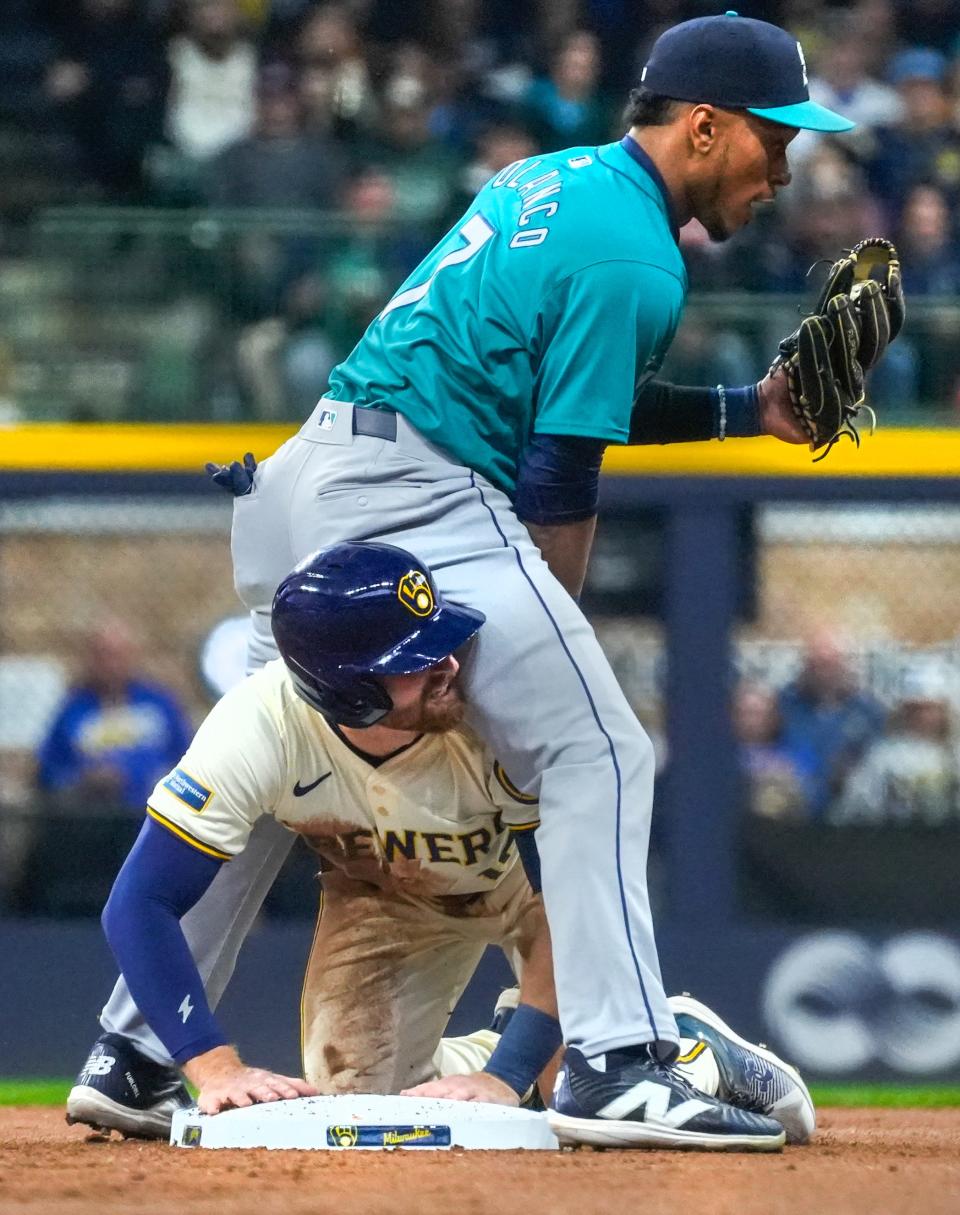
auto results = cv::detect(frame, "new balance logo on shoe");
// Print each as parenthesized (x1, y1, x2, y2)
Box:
(548, 1045, 786, 1151)
(598, 1080, 712, 1127)
(81, 1054, 116, 1078)
(67, 1033, 194, 1140)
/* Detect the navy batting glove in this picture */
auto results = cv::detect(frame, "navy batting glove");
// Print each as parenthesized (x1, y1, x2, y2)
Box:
(205, 451, 257, 496)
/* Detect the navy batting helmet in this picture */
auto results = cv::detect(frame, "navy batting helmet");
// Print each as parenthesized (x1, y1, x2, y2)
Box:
(271, 542, 485, 728)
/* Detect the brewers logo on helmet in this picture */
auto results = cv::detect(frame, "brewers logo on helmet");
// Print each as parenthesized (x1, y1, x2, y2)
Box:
(398, 570, 434, 617)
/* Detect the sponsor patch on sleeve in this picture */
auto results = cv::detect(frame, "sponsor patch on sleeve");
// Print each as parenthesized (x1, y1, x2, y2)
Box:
(162, 767, 213, 813)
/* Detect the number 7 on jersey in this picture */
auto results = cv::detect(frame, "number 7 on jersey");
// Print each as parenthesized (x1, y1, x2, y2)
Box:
(379, 214, 496, 320)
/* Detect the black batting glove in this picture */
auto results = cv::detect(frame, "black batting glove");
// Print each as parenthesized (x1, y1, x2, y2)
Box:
(205, 452, 258, 496)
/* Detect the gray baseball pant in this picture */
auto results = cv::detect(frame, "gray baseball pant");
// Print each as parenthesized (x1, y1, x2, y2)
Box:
(101, 402, 677, 1060)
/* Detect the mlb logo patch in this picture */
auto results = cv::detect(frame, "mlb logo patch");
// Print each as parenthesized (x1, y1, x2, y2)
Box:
(317, 409, 337, 430)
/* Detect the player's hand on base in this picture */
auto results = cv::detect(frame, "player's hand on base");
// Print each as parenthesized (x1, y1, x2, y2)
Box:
(183, 1045, 318, 1114)
(401, 1072, 520, 1107)
(196, 1067, 317, 1115)
(757, 368, 809, 445)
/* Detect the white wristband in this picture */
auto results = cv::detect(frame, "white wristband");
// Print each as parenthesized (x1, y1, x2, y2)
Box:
(716, 384, 727, 441)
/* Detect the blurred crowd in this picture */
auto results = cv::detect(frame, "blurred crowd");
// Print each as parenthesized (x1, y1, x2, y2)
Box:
(1, 1, 957, 262)
(0, 618, 193, 915)
(736, 630, 960, 826)
(2, 607, 959, 919)
(1, 1, 960, 420)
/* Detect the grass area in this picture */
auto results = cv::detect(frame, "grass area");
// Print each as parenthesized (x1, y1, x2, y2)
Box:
(809, 1085, 960, 1108)
(0, 1079, 72, 1106)
(3, 1079, 960, 1109)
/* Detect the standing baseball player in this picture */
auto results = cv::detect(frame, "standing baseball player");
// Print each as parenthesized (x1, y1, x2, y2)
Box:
(78, 12, 900, 1151)
(68, 543, 812, 1149)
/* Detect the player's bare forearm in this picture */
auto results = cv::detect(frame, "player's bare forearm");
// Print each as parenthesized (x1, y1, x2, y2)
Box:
(182, 1044, 318, 1114)
(516, 900, 563, 1099)
(516, 895, 558, 1020)
(525, 516, 597, 599)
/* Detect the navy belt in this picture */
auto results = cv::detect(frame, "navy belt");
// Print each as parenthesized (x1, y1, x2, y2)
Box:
(352, 407, 397, 442)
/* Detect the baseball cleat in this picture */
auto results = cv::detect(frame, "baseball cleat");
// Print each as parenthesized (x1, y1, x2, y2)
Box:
(490, 985, 521, 1035)
(548, 1045, 785, 1151)
(66, 1033, 192, 1139)
(670, 994, 815, 1144)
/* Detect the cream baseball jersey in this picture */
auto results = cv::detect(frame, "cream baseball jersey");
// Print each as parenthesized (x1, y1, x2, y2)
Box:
(146, 660, 537, 897)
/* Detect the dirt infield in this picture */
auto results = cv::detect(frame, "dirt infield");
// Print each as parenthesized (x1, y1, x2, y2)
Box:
(2, 1107, 958, 1215)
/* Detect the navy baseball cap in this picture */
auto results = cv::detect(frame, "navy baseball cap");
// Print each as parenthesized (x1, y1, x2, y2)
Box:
(640, 11, 854, 133)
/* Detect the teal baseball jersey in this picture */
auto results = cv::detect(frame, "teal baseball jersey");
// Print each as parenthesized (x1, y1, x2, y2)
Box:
(326, 139, 688, 495)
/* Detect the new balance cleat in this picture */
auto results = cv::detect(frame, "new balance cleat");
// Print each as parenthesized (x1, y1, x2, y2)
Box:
(66, 1033, 192, 1139)
(670, 994, 815, 1144)
(548, 1044, 785, 1151)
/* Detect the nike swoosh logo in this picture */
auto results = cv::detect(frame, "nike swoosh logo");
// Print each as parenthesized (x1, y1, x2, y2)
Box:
(293, 772, 332, 797)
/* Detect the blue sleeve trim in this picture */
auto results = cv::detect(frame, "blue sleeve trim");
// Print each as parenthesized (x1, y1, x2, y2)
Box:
(146, 807, 231, 860)
(514, 433, 606, 526)
(484, 1004, 563, 1096)
(101, 818, 229, 1066)
(511, 828, 542, 894)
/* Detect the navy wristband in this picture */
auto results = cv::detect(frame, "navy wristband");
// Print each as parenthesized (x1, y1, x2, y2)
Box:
(718, 384, 762, 438)
(484, 1003, 563, 1096)
(630, 380, 762, 444)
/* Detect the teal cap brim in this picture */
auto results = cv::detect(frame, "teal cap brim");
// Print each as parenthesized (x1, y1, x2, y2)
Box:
(747, 100, 855, 132)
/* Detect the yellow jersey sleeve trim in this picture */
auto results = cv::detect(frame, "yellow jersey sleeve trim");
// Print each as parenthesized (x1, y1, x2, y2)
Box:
(509, 820, 540, 832)
(147, 807, 233, 862)
(494, 760, 539, 805)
